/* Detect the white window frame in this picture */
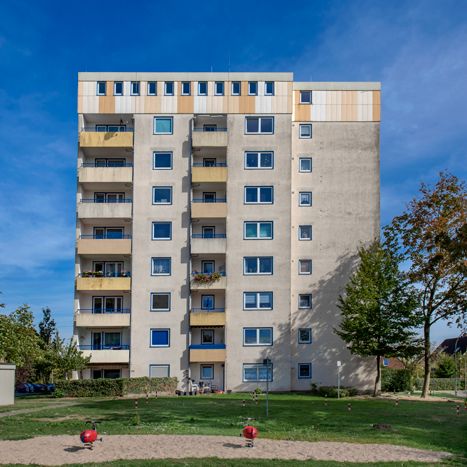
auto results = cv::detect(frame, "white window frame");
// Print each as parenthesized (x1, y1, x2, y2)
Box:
(231, 81, 241, 96)
(244, 151, 274, 169)
(130, 81, 140, 96)
(300, 90, 312, 104)
(248, 81, 258, 95)
(299, 192, 312, 206)
(181, 81, 191, 96)
(215, 81, 224, 96)
(150, 328, 170, 347)
(298, 328, 312, 344)
(264, 81, 274, 96)
(243, 292, 273, 310)
(243, 327, 273, 346)
(147, 81, 157, 96)
(113, 81, 123, 96)
(243, 256, 273, 275)
(153, 117, 173, 135)
(153, 151, 173, 170)
(299, 124, 312, 139)
(96, 81, 106, 96)
(299, 294, 312, 309)
(150, 292, 171, 312)
(152, 186, 172, 205)
(198, 81, 208, 96)
(149, 364, 170, 377)
(200, 364, 214, 380)
(164, 81, 174, 96)
(243, 221, 273, 240)
(243, 363, 273, 382)
(299, 157, 312, 173)
(299, 259, 312, 275)
(152, 221, 172, 240)
(244, 186, 274, 204)
(151, 257, 171, 276)
(245, 116, 274, 134)
(298, 225, 312, 241)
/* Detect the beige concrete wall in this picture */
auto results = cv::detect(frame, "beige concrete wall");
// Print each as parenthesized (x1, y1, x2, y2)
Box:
(77, 239, 132, 255)
(81, 349, 130, 364)
(76, 312, 131, 328)
(79, 131, 134, 148)
(0, 365, 15, 406)
(76, 277, 131, 291)
(78, 167, 133, 184)
(77, 203, 132, 220)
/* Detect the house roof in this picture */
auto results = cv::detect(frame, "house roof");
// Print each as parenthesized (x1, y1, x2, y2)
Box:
(437, 335, 467, 355)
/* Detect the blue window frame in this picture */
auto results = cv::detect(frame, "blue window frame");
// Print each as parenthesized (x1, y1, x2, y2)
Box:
(154, 117, 173, 135)
(131, 81, 140, 95)
(97, 81, 106, 96)
(114, 81, 123, 96)
(243, 363, 273, 382)
(299, 124, 312, 138)
(299, 157, 312, 172)
(243, 292, 273, 310)
(200, 364, 214, 380)
(243, 327, 273, 346)
(153, 186, 172, 204)
(147, 81, 157, 95)
(198, 81, 208, 95)
(299, 225, 312, 240)
(248, 81, 258, 95)
(244, 221, 273, 239)
(298, 363, 312, 379)
(153, 151, 173, 169)
(244, 186, 273, 204)
(299, 294, 312, 309)
(150, 328, 170, 347)
(244, 152, 273, 169)
(244, 257, 273, 275)
(181, 81, 191, 95)
(232, 81, 241, 95)
(298, 328, 312, 344)
(300, 90, 312, 104)
(245, 116, 274, 134)
(152, 222, 172, 240)
(150, 292, 171, 312)
(265, 81, 274, 96)
(215, 81, 224, 95)
(201, 295, 215, 310)
(299, 192, 312, 206)
(151, 257, 171, 276)
(164, 81, 174, 95)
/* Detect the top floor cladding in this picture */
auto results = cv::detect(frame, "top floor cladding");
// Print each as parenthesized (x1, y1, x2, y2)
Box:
(78, 72, 381, 122)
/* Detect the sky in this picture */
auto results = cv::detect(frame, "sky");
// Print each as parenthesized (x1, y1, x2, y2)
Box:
(0, 0, 465, 343)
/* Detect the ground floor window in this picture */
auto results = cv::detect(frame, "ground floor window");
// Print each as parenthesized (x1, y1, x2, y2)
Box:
(149, 364, 170, 378)
(200, 364, 214, 380)
(298, 363, 312, 379)
(92, 368, 121, 379)
(242, 363, 273, 382)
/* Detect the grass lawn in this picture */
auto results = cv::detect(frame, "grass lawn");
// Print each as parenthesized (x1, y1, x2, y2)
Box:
(0, 393, 465, 460)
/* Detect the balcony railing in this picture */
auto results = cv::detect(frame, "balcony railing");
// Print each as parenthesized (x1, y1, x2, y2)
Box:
(193, 128, 227, 132)
(191, 234, 226, 239)
(81, 162, 133, 168)
(81, 127, 134, 132)
(81, 198, 133, 204)
(192, 162, 227, 167)
(191, 271, 226, 277)
(78, 308, 131, 314)
(78, 344, 130, 350)
(192, 198, 227, 203)
(79, 272, 131, 278)
(191, 307, 225, 313)
(189, 344, 226, 349)
(80, 234, 132, 239)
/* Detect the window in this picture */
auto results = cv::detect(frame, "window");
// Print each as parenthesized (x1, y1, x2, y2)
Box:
(201, 294, 215, 310)
(248, 81, 258, 95)
(150, 293, 171, 311)
(298, 328, 312, 344)
(299, 124, 312, 138)
(243, 327, 273, 346)
(94, 158, 126, 167)
(243, 292, 273, 310)
(265, 81, 274, 96)
(245, 116, 274, 134)
(201, 260, 215, 274)
(244, 221, 273, 239)
(93, 296, 123, 313)
(299, 192, 312, 206)
(151, 257, 171, 275)
(147, 81, 157, 95)
(201, 226, 216, 238)
(153, 151, 172, 169)
(299, 294, 312, 309)
(298, 363, 312, 379)
(149, 364, 170, 377)
(131, 81, 140, 95)
(181, 81, 191, 95)
(164, 81, 174, 95)
(200, 364, 214, 380)
(93, 369, 121, 379)
(299, 157, 312, 172)
(244, 186, 273, 204)
(383, 358, 390, 367)
(243, 363, 273, 382)
(300, 90, 312, 104)
(150, 329, 170, 347)
(299, 259, 312, 275)
(244, 152, 273, 169)
(198, 81, 208, 95)
(243, 257, 273, 275)
(201, 329, 214, 345)
(154, 117, 173, 135)
(298, 225, 312, 240)
(114, 81, 123, 95)
(97, 81, 106, 96)
(153, 186, 172, 204)
(152, 222, 172, 240)
(215, 81, 224, 95)
(93, 227, 124, 239)
(232, 81, 241, 95)
(95, 125, 126, 132)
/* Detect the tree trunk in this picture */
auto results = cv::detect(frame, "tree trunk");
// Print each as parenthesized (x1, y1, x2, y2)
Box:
(421, 322, 431, 398)
(374, 355, 381, 397)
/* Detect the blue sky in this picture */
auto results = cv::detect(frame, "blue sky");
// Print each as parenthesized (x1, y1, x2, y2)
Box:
(0, 0, 465, 343)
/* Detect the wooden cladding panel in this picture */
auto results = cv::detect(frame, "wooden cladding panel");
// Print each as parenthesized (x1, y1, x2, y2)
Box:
(98, 81, 115, 113)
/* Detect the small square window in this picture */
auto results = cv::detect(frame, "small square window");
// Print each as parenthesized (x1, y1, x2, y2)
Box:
(248, 81, 258, 95)
(232, 81, 241, 95)
(114, 81, 123, 96)
(181, 82, 191, 95)
(215, 81, 224, 95)
(198, 81, 208, 96)
(149, 364, 170, 377)
(153, 151, 172, 169)
(147, 81, 157, 95)
(299, 259, 312, 275)
(201, 364, 214, 380)
(150, 293, 171, 312)
(299, 294, 312, 309)
(154, 117, 173, 134)
(150, 328, 170, 347)
(265, 81, 274, 96)
(151, 257, 171, 275)
(153, 186, 172, 204)
(299, 157, 312, 172)
(299, 192, 312, 206)
(298, 225, 312, 240)
(299, 124, 312, 138)
(298, 363, 312, 379)
(131, 81, 140, 95)
(152, 222, 172, 240)
(300, 90, 312, 104)
(165, 81, 174, 95)
(298, 328, 312, 344)
(97, 81, 106, 96)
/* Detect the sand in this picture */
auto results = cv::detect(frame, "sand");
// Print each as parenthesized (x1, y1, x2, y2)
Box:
(0, 435, 450, 465)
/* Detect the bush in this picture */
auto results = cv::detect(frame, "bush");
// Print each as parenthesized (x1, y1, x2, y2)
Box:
(381, 368, 412, 392)
(414, 378, 465, 391)
(56, 377, 178, 397)
(310, 385, 357, 398)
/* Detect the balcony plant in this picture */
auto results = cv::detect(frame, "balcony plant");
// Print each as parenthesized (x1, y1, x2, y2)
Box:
(192, 271, 221, 284)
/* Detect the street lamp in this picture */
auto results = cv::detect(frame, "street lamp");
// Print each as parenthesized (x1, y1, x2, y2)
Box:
(337, 361, 342, 399)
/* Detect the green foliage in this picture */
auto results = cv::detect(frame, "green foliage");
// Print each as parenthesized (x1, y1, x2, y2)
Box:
(38, 307, 57, 349)
(381, 368, 413, 392)
(433, 353, 457, 378)
(310, 385, 358, 398)
(414, 378, 465, 391)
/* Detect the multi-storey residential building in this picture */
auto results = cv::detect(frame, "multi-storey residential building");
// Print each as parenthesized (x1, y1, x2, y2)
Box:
(73, 73, 380, 391)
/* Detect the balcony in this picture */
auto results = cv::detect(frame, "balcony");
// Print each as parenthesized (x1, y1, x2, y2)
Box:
(189, 344, 226, 363)
(191, 200, 227, 219)
(77, 236, 132, 255)
(190, 272, 226, 290)
(76, 309, 131, 328)
(192, 129, 228, 148)
(76, 274, 131, 292)
(78, 165, 133, 184)
(78, 200, 132, 220)
(192, 166, 227, 183)
(78, 345, 130, 364)
(190, 309, 225, 327)
(191, 235, 226, 254)
(79, 129, 133, 148)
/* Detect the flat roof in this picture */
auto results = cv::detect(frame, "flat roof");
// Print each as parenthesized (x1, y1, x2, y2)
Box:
(294, 82, 381, 91)
(78, 72, 294, 81)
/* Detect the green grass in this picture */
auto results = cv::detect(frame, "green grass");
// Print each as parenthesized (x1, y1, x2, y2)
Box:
(0, 393, 465, 459)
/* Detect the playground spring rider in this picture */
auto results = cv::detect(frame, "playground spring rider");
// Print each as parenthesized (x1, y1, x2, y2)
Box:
(241, 418, 258, 448)
(80, 420, 103, 449)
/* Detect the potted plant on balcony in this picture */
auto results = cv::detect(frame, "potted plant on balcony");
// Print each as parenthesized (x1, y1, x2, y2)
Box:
(192, 271, 221, 285)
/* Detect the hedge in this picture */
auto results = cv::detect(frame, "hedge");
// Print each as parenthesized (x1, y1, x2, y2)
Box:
(381, 368, 412, 392)
(56, 377, 178, 397)
(310, 384, 358, 398)
(414, 377, 465, 391)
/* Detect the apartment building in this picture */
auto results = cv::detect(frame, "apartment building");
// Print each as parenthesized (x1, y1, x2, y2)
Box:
(73, 72, 380, 391)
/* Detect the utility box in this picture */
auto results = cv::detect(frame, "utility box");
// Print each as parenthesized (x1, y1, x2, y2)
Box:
(0, 364, 16, 406)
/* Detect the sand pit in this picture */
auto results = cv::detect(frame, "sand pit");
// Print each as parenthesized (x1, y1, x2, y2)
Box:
(0, 435, 450, 465)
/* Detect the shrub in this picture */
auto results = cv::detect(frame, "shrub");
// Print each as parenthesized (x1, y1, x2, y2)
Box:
(413, 378, 465, 391)
(381, 368, 412, 392)
(310, 385, 357, 398)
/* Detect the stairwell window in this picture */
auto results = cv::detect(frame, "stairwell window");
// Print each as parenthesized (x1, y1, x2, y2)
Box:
(181, 81, 191, 95)
(244, 186, 273, 204)
(243, 327, 273, 346)
(244, 151, 273, 169)
(232, 81, 241, 95)
(243, 257, 273, 275)
(215, 81, 224, 95)
(248, 81, 258, 95)
(300, 90, 312, 104)
(150, 293, 171, 312)
(298, 328, 312, 344)
(154, 117, 173, 135)
(244, 221, 273, 239)
(299, 294, 312, 309)
(245, 116, 274, 134)
(265, 81, 274, 96)
(114, 81, 123, 96)
(153, 151, 173, 169)
(299, 259, 312, 275)
(96, 81, 106, 96)
(243, 292, 273, 310)
(150, 328, 170, 347)
(131, 81, 140, 96)
(151, 257, 171, 276)
(164, 81, 174, 95)
(298, 225, 312, 240)
(299, 192, 312, 206)
(298, 363, 312, 379)
(299, 124, 312, 138)
(152, 222, 172, 240)
(198, 81, 208, 96)
(153, 187, 172, 205)
(147, 81, 157, 95)
(299, 157, 312, 172)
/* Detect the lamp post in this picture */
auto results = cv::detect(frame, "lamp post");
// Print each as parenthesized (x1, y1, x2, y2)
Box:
(263, 358, 272, 417)
(337, 361, 342, 399)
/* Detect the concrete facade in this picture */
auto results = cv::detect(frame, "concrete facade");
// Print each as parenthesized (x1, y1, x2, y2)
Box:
(73, 72, 380, 391)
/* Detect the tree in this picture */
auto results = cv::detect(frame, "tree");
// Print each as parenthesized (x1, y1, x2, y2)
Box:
(336, 241, 421, 396)
(433, 353, 457, 378)
(38, 307, 57, 348)
(52, 335, 90, 380)
(384, 172, 467, 397)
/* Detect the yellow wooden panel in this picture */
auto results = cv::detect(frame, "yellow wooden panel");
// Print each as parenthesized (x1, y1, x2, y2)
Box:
(144, 96, 161, 113)
(178, 94, 194, 113)
(239, 81, 255, 113)
(98, 81, 115, 113)
(373, 104, 381, 122)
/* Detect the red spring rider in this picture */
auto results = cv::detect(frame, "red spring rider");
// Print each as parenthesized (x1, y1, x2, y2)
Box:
(242, 425, 258, 448)
(80, 420, 102, 449)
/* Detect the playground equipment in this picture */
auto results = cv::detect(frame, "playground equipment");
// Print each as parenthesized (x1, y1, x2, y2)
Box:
(80, 420, 103, 449)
